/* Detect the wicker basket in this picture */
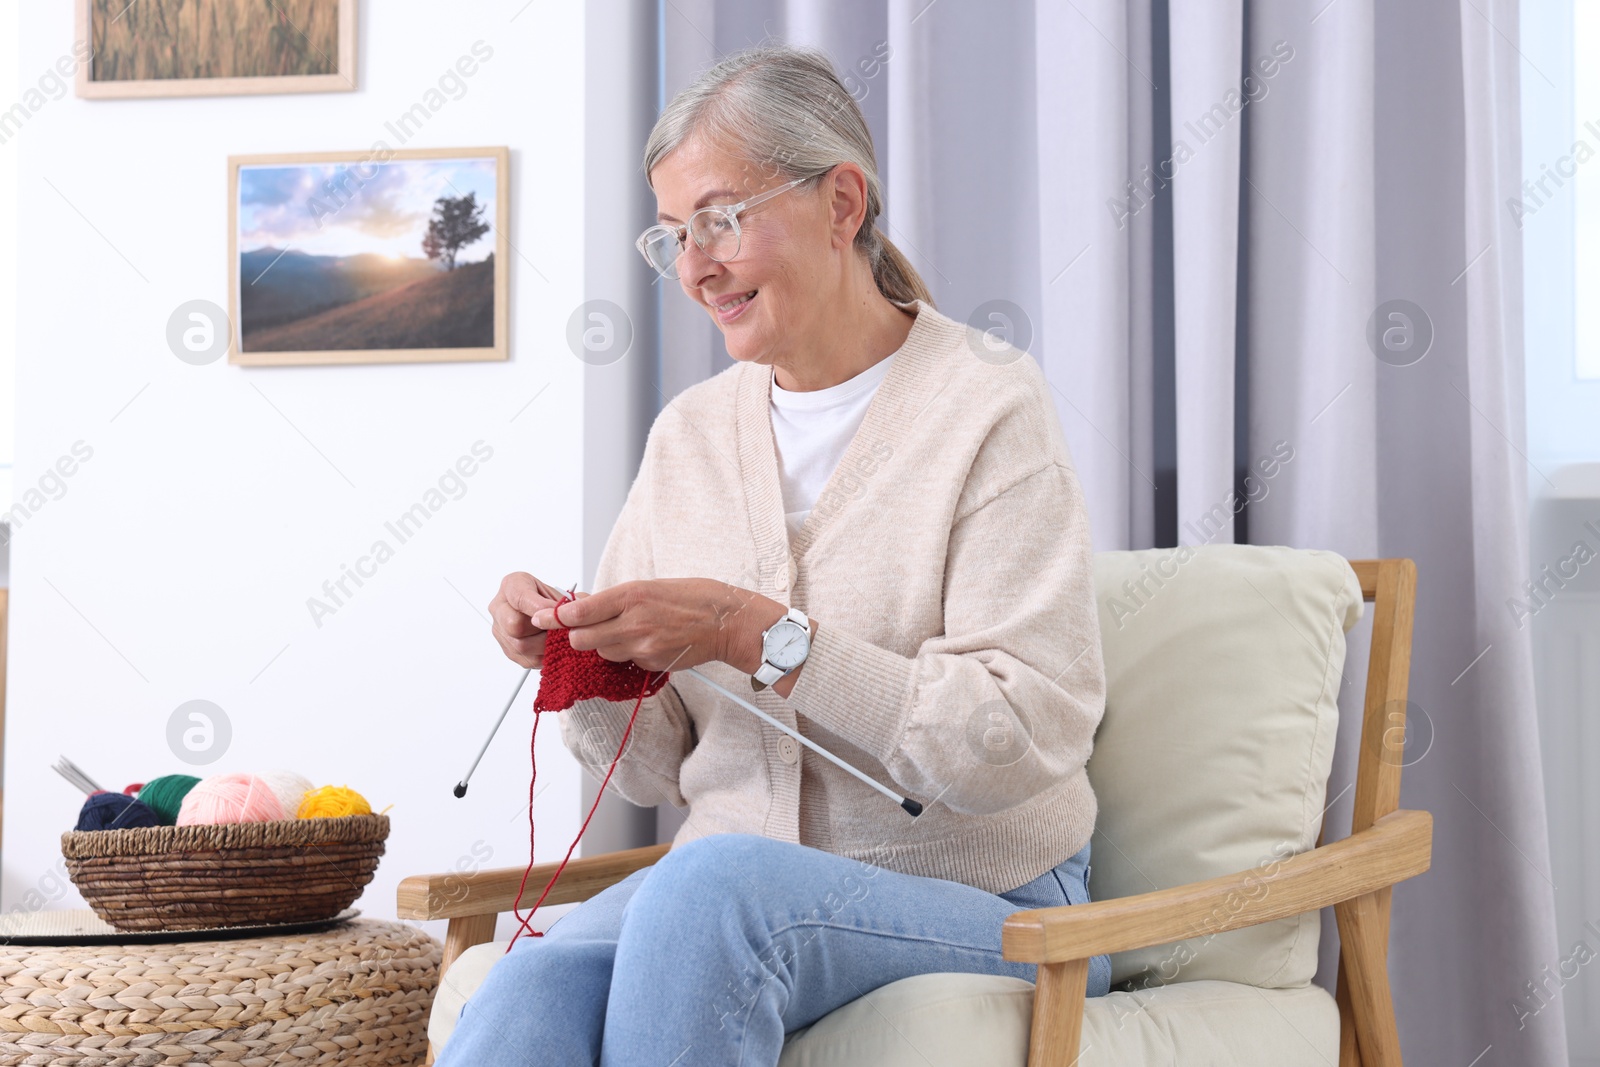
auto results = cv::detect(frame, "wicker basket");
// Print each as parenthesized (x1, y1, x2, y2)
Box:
(61, 813, 389, 932)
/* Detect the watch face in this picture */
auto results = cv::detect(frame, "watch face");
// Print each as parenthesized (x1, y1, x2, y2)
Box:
(765, 620, 810, 670)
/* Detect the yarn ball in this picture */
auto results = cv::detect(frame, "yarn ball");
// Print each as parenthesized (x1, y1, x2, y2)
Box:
(534, 598, 671, 712)
(176, 773, 285, 826)
(136, 774, 200, 824)
(258, 770, 314, 820)
(76, 792, 163, 832)
(297, 784, 372, 819)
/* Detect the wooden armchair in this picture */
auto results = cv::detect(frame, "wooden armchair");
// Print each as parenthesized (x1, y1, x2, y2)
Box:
(400, 555, 1429, 1066)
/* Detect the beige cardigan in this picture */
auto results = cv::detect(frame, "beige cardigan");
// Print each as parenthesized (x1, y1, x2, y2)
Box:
(558, 299, 1105, 895)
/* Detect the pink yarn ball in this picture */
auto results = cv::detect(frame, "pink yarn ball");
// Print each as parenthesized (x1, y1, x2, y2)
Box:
(175, 773, 285, 826)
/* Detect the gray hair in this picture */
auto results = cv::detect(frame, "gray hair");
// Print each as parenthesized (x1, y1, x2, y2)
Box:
(643, 42, 935, 308)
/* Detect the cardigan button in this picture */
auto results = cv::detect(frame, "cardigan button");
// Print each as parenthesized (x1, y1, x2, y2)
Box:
(782, 558, 797, 591)
(778, 736, 800, 764)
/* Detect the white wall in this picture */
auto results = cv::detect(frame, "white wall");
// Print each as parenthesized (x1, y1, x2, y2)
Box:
(1, 0, 17, 518)
(5, 1, 591, 942)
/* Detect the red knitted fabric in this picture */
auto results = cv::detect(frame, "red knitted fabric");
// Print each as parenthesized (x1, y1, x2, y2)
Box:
(508, 594, 670, 950)
(532, 615, 671, 711)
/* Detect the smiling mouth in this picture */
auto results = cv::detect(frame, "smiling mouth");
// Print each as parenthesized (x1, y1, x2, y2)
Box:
(713, 290, 757, 311)
(711, 289, 758, 324)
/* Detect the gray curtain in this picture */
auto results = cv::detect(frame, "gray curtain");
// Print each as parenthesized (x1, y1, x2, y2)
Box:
(589, 0, 1567, 1060)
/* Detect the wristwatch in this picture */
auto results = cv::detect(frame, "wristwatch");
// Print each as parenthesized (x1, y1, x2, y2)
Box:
(751, 607, 811, 691)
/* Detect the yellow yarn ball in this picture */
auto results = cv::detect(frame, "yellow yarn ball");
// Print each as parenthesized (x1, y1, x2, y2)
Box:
(296, 784, 372, 819)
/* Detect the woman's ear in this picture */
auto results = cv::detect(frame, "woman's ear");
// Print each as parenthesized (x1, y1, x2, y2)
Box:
(825, 163, 871, 252)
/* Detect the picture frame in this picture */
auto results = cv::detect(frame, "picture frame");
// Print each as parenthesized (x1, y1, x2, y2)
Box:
(76, 0, 358, 100)
(228, 146, 510, 367)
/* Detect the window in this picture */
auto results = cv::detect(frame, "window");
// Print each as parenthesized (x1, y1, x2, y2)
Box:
(1521, 0, 1599, 468)
(1576, 0, 1600, 380)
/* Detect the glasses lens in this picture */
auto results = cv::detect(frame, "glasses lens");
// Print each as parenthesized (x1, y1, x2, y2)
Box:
(690, 209, 740, 263)
(640, 228, 682, 277)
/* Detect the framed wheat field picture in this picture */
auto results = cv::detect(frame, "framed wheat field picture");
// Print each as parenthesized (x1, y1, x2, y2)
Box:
(228, 147, 510, 367)
(76, 0, 357, 99)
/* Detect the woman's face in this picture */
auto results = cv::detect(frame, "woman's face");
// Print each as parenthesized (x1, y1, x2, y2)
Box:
(650, 137, 840, 365)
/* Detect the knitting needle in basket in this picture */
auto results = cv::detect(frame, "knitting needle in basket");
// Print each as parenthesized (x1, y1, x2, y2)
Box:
(453, 582, 578, 798)
(52, 755, 104, 796)
(678, 667, 923, 818)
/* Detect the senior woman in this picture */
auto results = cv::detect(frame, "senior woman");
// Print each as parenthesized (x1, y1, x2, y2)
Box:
(441, 42, 1110, 1067)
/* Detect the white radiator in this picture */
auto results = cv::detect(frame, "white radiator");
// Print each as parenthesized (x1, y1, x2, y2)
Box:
(1530, 461, 1600, 1063)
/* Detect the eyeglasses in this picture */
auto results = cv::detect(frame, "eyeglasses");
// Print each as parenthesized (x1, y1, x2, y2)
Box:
(636, 169, 830, 279)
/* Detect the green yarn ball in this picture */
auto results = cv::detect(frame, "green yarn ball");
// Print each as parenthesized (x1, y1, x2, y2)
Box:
(138, 774, 201, 824)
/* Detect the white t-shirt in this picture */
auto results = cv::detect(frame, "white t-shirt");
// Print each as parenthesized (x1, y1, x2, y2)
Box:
(769, 353, 896, 540)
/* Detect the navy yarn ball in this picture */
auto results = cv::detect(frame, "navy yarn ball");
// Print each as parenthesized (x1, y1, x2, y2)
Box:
(75, 792, 162, 831)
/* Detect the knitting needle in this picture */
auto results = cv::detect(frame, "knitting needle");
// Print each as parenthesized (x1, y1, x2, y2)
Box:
(52, 755, 103, 795)
(454, 586, 923, 818)
(454, 669, 531, 798)
(679, 667, 923, 817)
(454, 583, 579, 798)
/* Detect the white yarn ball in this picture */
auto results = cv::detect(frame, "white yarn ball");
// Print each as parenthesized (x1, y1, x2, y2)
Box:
(258, 770, 314, 820)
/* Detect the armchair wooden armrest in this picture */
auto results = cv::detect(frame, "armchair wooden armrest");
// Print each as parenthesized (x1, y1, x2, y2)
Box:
(1003, 808, 1431, 961)
(398, 843, 670, 974)
(1002, 808, 1432, 1067)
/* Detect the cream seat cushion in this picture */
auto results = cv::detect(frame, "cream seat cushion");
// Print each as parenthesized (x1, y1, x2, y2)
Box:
(431, 946, 1340, 1065)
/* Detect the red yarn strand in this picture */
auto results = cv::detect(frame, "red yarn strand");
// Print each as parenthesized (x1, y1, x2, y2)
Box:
(505, 594, 669, 952)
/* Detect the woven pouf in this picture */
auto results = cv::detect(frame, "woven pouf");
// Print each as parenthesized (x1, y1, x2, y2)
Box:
(0, 918, 440, 1066)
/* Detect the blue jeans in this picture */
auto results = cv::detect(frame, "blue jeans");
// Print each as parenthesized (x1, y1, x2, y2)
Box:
(438, 832, 1111, 1067)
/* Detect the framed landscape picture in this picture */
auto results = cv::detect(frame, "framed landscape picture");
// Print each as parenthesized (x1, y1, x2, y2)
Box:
(76, 0, 357, 99)
(228, 147, 510, 367)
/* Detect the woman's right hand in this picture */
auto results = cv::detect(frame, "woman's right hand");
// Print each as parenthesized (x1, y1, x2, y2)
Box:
(489, 572, 589, 668)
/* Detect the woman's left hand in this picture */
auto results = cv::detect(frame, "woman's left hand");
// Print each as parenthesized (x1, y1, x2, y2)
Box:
(531, 578, 776, 675)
